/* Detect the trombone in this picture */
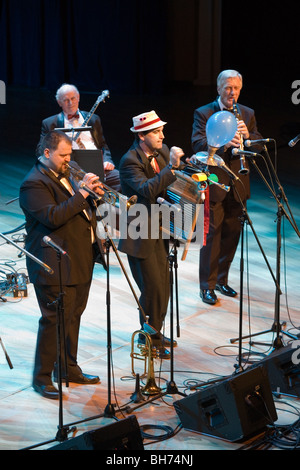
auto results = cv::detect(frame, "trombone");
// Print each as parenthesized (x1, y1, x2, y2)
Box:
(66, 162, 137, 210)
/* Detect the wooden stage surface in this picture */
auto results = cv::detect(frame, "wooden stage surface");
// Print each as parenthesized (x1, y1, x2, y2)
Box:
(0, 155, 300, 452)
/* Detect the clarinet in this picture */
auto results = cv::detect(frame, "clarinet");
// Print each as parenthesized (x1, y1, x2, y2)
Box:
(232, 100, 249, 175)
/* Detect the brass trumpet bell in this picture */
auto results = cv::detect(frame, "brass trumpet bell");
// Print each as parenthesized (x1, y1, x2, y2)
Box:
(130, 330, 161, 396)
(66, 162, 137, 210)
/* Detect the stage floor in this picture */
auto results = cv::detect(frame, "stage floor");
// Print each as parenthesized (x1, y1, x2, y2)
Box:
(0, 152, 300, 452)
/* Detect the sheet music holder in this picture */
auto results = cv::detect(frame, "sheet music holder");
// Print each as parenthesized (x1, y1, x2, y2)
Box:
(71, 150, 105, 183)
(54, 126, 104, 182)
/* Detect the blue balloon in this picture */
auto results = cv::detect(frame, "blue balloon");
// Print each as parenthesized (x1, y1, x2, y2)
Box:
(206, 111, 237, 148)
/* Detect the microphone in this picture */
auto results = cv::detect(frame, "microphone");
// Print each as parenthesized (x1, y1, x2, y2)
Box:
(288, 134, 300, 148)
(232, 148, 259, 157)
(43, 236, 67, 256)
(157, 197, 181, 212)
(217, 161, 240, 181)
(206, 173, 230, 192)
(244, 138, 272, 147)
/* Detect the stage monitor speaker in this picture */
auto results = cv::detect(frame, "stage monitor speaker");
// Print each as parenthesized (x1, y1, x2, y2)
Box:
(257, 342, 300, 397)
(49, 415, 144, 450)
(173, 365, 277, 442)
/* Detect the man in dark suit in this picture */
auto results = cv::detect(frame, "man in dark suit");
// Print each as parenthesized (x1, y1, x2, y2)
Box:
(191, 69, 263, 305)
(19, 130, 104, 399)
(118, 110, 184, 358)
(36, 83, 120, 191)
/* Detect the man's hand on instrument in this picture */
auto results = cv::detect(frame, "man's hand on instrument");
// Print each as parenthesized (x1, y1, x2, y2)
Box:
(81, 173, 104, 197)
(170, 146, 184, 168)
(103, 161, 115, 171)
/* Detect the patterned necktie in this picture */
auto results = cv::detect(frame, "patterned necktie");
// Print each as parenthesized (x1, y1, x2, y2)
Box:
(148, 154, 160, 173)
(68, 112, 79, 120)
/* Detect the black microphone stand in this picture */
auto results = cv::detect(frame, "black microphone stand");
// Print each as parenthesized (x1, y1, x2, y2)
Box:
(52, 251, 73, 441)
(0, 232, 77, 450)
(164, 239, 185, 395)
(0, 337, 13, 369)
(230, 146, 299, 349)
(0, 232, 55, 371)
(24, 248, 77, 450)
(102, 230, 116, 418)
(208, 175, 280, 370)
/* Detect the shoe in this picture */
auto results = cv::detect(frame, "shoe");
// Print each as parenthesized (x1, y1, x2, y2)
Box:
(215, 284, 237, 297)
(160, 334, 178, 348)
(53, 372, 100, 385)
(68, 373, 100, 384)
(155, 347, 170, 360)
(33, 381, 59, 400)
(200, 289, 218, 305)
(138, 333, 177, 348)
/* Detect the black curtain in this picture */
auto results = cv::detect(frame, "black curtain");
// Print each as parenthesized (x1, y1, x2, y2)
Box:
(0, 0, 168, 94)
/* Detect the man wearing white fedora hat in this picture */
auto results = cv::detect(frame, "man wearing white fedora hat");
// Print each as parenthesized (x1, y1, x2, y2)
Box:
(118, 110, 184, 359)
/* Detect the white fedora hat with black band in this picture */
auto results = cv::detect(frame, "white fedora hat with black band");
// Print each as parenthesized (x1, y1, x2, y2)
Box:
(130, 110, 167, 132)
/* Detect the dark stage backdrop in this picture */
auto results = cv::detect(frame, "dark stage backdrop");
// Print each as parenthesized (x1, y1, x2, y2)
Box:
(1, 1, 300, 93)
(1, 0, 300, 181)
(0, 0, 168, 94)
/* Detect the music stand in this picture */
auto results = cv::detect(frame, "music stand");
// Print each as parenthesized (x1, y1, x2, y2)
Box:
(55, 126, 105, 183)
(71, 149, 105, 183)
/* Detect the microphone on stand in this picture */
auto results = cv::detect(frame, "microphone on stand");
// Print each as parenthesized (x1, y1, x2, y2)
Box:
(288, 134, 300, 147)
(244, 138, 272, 147)
(157, 197, 181, 212)
(232, 148, 259, 157)
(217, 160, 240, 181)
(43, 236, 67, 256)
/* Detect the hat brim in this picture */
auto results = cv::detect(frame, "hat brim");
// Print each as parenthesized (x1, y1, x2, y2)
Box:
(130, 120, 167, 132)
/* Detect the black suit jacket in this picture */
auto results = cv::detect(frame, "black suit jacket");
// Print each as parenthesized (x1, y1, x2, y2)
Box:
(118, 142, 176, 258)
(19, 161, 103, 285)
(36, 111, 113, 165)
(191, 99, 263, 202)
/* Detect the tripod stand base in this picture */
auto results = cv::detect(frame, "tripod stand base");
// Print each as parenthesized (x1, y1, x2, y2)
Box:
(104, 403, 116, 418)
(56, 425, 77, 442)
(230, 321, 297, 346)
(165, 380, 185, 396)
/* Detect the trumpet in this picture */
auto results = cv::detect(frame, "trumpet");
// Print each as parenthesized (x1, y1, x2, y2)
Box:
(130, 329, 161, 396)
(232, 100, 249, 175)
(66, 162, 137, 210)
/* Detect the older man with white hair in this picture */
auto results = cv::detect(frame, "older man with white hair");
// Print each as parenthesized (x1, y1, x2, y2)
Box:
(36, 83, 120, 191)
(191, 69, 263, 305)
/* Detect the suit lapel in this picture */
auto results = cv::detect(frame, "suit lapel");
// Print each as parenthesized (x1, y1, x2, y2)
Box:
(134, 145, 153, 177)
(37, 162, 74, 198)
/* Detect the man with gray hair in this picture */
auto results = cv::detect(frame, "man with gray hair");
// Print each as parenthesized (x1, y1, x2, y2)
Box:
(36, 83, 120, 191)
(191, 69, 263, 305)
